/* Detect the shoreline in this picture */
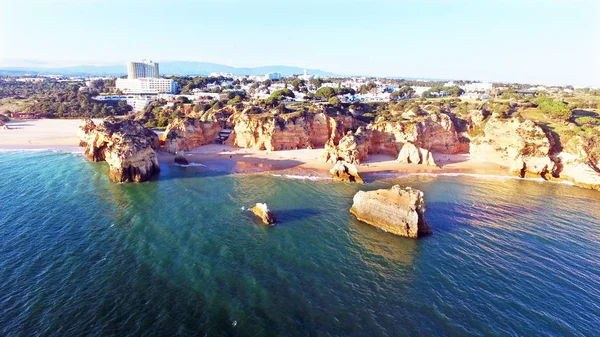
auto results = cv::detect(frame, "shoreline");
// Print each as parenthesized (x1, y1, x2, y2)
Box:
(0, 142, 588, 188)
(0, 118, 592, 189)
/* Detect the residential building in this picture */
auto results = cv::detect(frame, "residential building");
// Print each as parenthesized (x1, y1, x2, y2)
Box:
(116, 78, 177, 94)
(462, 82, 493, 93)
(127, 60, 160, 79)
(265, 72, 282, 80)
(91, 95, 152, 112)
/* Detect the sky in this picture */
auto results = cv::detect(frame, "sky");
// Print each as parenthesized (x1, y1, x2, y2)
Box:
(0, 0, 598, 86)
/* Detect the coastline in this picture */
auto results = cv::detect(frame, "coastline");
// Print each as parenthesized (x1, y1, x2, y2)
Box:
(0, 118, 584, 186)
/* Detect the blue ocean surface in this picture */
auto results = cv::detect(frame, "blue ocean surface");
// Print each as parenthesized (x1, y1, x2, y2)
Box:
(1, 151, 599, 336)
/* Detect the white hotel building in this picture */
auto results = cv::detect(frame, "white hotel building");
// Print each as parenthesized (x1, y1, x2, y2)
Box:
(116, 77, 177, 94)
(116, 60, 177, 94)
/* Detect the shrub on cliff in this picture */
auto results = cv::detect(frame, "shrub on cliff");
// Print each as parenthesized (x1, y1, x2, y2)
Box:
(534, 97, 572, 122)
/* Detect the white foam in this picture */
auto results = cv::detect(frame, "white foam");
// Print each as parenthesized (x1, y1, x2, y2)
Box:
(369, 172, 585, 187)
(271, 174, 330, 181)
(174, 162, 207, 167)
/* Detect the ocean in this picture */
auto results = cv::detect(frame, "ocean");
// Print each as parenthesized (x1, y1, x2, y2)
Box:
(1, 151, 599, 336)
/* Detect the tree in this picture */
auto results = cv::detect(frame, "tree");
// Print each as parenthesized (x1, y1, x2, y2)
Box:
(311, 78, 323, 88)
(291, 78, 305, 91)
(315, 87, 336, 99)
(329, 96, 341, 107)
(534, 97, 572, 122)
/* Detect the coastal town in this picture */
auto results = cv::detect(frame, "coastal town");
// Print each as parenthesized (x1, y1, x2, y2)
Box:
(1, 59, 588, 117)
(2, 60, 599, 194)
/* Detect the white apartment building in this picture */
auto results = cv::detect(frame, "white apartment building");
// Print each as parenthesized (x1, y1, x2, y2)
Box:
(127, 60, 159, 79)
(265, 72, 282, 80)
(462, 82, 493, 93)
(116, 78, 177, 94)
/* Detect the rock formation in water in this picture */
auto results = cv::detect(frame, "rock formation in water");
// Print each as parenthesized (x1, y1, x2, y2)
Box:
(470, 117, 556, 179)
(78, 119, 160, 183)
(160, 117, 221, 154)
(329, 160, 364, 183)
(174, 151, 189, 165)
(250, 203, 275, 225)
(350, 185, 431, 238)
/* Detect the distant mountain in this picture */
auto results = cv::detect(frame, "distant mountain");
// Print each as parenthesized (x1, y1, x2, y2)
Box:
(0, 61, 337, 77)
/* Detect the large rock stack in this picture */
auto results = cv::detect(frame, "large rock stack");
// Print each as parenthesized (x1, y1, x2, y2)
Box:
(78, 119, 160, 183)
(350, 185, 431, 238)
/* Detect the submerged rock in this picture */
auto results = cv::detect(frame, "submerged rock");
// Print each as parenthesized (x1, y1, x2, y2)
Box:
(350, 185, 431, 238)
(329, 160, 364, 184)
(174, 151, 189, 165)
(250, 203, 275, 225)
(78, 119, 160, 183)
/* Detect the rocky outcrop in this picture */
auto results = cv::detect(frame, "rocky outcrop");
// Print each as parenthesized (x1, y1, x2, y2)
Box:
(322, 128, 371, 164)
(0, 114, 9, 122)
(250, 203, 275, 225)
(397, 142, 437, 166)
(78, 119, 160, 183)
(329, 160, 364, 183)
(228, 112, 354, 151)
(350, 185, 431, 238)
(367, 114, 461, 156)
(470, 117, 556, 179)
(555, 136, 600, 190)
(160, 117, 220, 154)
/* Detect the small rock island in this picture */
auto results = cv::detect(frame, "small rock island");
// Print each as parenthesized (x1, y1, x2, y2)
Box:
(350, 185, 431, 238)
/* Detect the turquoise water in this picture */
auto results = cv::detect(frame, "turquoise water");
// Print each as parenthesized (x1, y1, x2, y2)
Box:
(1, 151, 599, 336)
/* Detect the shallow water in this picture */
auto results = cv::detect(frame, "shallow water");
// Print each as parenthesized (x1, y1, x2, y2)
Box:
(1, 152, 599, 336)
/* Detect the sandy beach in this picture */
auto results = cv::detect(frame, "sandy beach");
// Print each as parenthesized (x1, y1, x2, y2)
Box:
(0, 119, 90, 151)
(1, 119, 510, 177)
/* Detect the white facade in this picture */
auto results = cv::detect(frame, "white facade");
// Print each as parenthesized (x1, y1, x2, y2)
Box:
(265, 72, 282, 80)
(126, 96, 153, 112)
(116, 78, 177, 94)
(462, 82, 493, 93)
(127, 60, 159, 79)
(91, 95, 152, 112)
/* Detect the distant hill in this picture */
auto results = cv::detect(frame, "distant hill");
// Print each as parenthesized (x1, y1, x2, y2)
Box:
(0, 61, 338, 77)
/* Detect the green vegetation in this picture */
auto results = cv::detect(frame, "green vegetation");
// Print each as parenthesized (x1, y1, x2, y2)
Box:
(533, 96, 572, 122)
(390, 86, 415, 100)
(422, 85, 464, 98)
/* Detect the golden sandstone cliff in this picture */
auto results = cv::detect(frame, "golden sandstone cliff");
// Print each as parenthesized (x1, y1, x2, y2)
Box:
(226, 111, 353, 151)
(160, 117, 221, 154)
(78, 119, 160, 183)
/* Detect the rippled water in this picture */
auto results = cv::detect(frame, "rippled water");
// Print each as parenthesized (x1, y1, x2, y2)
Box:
(1, 152, 599, 336)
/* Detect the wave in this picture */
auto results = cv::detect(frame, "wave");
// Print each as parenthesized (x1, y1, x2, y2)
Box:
(0, 147, 83, 155)
(173, 162, 207, 167)
(368, 172, 581, 187)
(271, 174, 331, 181)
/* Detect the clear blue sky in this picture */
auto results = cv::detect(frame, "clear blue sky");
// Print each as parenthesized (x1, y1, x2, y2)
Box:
(0, 0, 598, 86)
